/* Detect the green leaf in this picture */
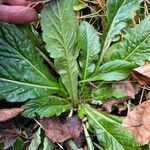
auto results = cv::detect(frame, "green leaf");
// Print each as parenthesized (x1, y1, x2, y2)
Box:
(23, 96, 72, 118)
(83, 124, 95, 150)
(43, 137, 56, 150)
(79, 21, 101, 80)
(80, 60, 135, 82)
(13, 138, 24, 150)
(92, 86, 127, 101)
(41, 0, 78, 106)
(28, 128, 41, 150)
(0, 23, 60, 102)
(73, 2, 86, 11)
(105, 15, 150, 65)
(97, 0, 142, 66)
(82, 105, 141, 150)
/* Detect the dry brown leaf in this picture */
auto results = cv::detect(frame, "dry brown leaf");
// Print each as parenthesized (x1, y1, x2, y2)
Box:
(102, 98, 125, 112)
(132, 63, 150, 85)
(146, 91, 150, 100)
(0, 108, 24, 122)
(103, 81, 136, 112)
(40, 116, 82, 143)
(112, 81, 135, 99)
(0, 123, 20, 149)
(96, 0, 106, 8)
(122, 100, 150, 145)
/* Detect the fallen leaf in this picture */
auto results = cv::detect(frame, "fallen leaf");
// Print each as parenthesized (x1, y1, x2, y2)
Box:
(0, 123, 20, 149)
(146, 91, 150, 100)
(103, 81, 136, 112)
(132, 63, 150, 85)
(122, 100, 150, 145)
(102, 98, 126, 112)
(40, 116, 82, 143)
(112, 81, 135, 99)
(0, 108, 24, 122)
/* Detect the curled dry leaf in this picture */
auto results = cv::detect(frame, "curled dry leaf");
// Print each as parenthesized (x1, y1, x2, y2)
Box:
(132, 63, 150, 85)
(103, 81, 136, 112)
(122, 100, 150, 145)
(40, 116, 82, 143)
(0, 123, 20, 149)
(0, 108, 24, 122)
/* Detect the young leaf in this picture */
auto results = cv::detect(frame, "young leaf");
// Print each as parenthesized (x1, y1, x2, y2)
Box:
(23, 96, 72, 118)
(79, 21, 100, 80)
(0, 23, 60, 102)
(13, 138, 24, 150)
(43, 137, 56, 150)
(97, 0, 142, 66)
(105, 15, 150, 65)
(28, 128, 41, 150)
(80, 60, 135, 82)
(81, 105, 141, 150)
(73, 1, 86, 11)
(92, 86, 127, 101)
(41, 0, 78, 106)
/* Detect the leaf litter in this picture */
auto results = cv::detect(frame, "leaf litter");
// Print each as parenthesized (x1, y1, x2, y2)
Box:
(102, 80, 137, 112)
(122, 100, 150, 145)
(39, 116, 82, 143)
(0, 123, 21, 149)
(132, 63, 150, 85)
(0, 108, 24, 122)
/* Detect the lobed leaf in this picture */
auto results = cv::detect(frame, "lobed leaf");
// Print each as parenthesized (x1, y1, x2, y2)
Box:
(105, 15, 150, 65)
(41, 0, 78, 105)
(0, 23, 60, 102)
(23, 96, 72, 118)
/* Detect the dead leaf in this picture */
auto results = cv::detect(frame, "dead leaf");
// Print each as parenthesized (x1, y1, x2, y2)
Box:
(0, 123, 20, 149)
(40, 116, 82, 143)
(122, 100, 150, 145)
(0, 108, 24, 122)
(102, 98, 126, 113)
(132, 63, 150, 85)
(103, 81, 136, 112)
(146, 91, 150, 100)
(112, 81, 135, 99)
(97, 0, 106, 9)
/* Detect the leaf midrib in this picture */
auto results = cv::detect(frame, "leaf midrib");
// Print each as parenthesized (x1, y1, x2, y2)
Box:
(1, 34, 52, 83)
(96, 0, 126, 68)
(55, 1, 77, 101)
(103, 0, 126, 51)
(83, 41, 89, 81)
(124, 33, 150, 60)
(85, 108, 125, 150)
(0, 78, 59, 90)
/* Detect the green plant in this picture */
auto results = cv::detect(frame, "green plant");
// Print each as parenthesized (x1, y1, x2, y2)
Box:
(0, 0, 150, 149)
